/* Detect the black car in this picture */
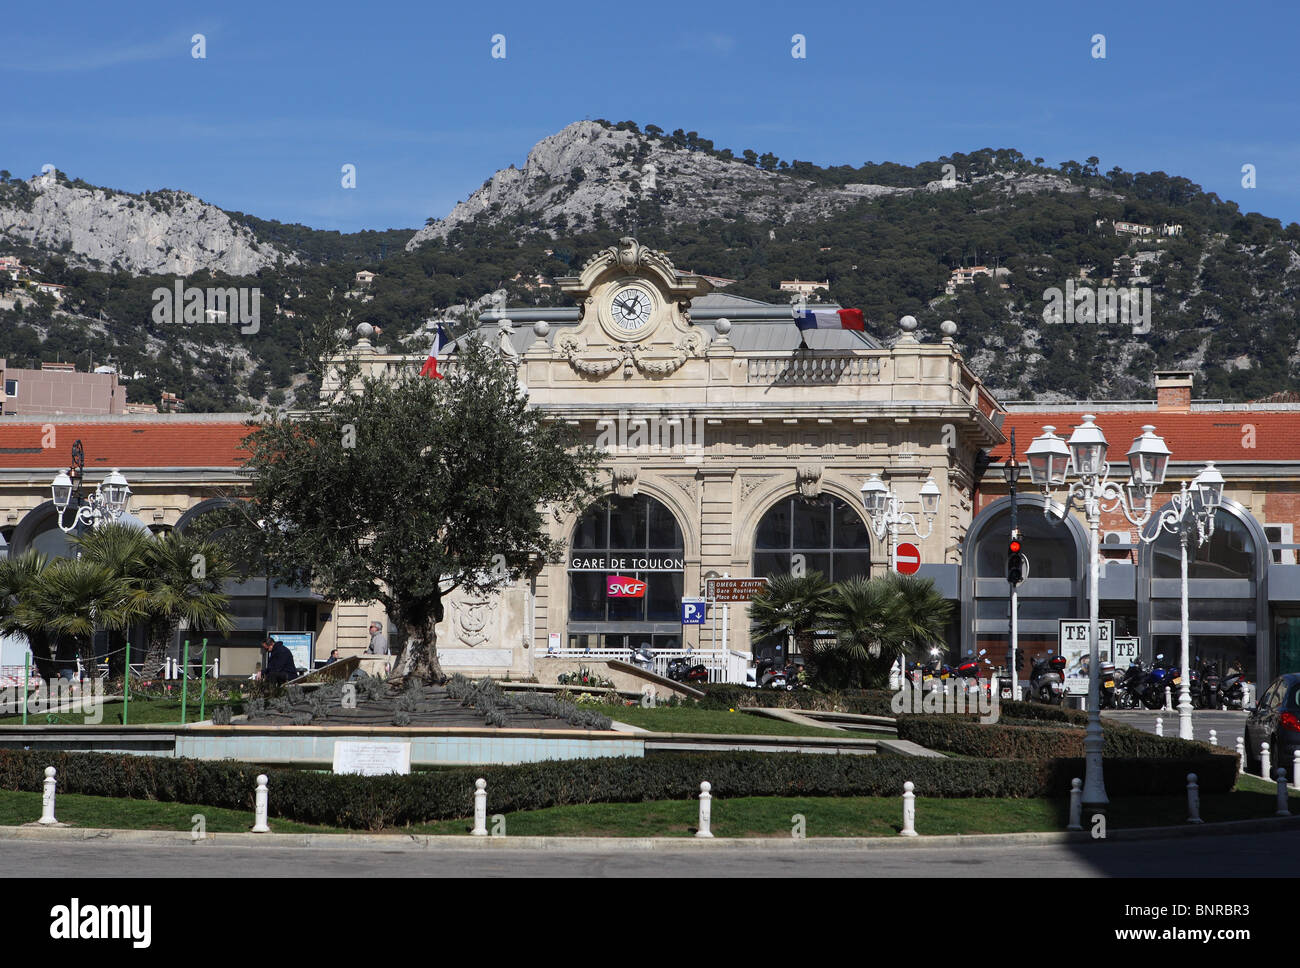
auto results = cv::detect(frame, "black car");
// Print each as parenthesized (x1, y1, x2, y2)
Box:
(1244, 673, 1300, 778)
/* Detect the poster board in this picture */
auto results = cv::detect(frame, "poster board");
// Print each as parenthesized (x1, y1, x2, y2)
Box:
(1057, 619, 1113, 696)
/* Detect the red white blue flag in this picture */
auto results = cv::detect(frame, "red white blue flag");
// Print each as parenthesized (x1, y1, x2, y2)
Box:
(794, 307, 866, 332)
(420, 322, 451, 379)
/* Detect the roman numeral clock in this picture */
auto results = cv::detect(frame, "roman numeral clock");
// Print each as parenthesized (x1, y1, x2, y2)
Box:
(554, 237, 713, 377)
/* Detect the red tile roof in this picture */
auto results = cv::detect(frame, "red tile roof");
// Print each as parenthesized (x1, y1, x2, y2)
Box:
(0, 421, 257, 469)
(992, 410, 1300, 463)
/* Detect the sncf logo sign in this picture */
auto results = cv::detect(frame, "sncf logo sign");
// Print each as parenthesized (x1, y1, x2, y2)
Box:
(607, 576, 647, 598)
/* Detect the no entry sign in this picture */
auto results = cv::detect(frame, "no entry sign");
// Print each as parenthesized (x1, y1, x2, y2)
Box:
(895, 543, 921, 575)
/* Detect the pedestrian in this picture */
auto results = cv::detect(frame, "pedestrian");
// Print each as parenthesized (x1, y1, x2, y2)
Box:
(368, 621, 389, 655)
(260, 636, 297, 687)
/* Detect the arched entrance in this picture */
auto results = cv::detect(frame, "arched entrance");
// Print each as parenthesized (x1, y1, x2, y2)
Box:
(566, 494, 686, 651)
(961, 495, 1088, 671)
(1139, 500, 1269, 682)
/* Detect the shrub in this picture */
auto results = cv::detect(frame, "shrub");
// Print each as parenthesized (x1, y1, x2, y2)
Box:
(0, 749, 1061, 830)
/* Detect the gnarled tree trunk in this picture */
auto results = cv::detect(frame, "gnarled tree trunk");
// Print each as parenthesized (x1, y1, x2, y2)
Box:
(390, 596, 446, 684)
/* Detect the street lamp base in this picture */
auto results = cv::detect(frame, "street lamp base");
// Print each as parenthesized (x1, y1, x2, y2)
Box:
(1081, 801, 1108, 820)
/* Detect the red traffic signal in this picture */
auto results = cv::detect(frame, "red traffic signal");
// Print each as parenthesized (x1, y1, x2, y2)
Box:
(1009, 539, 1022, 554)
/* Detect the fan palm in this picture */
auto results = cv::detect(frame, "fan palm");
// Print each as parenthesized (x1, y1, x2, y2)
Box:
(139, 528, 236, 678)
(748, 571, 835, 659)
(18, 558, 142, 678)
(820, 574, 952, 688)
(74, 523, 154, 676)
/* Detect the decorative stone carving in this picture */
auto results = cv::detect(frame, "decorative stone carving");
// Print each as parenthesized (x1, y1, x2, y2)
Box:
(554, 329, 708, 379)
(670, 476, 695, 498)
(740, 476, 767, 502)
(453, 593, 497, 647)
(796, 464, 823, 500)
(613, 465, 638, 498)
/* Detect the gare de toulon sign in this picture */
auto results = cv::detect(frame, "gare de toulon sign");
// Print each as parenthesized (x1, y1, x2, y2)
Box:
(569, 556, 684, 571)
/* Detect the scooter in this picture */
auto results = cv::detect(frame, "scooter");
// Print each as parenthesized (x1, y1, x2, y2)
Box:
(1196, 661, 1220, 711)
(1115, 660, 1146, 709)
(1029, 653, 1066, 704)
(1220, 665, 1246, 710)
(1099, 660, 1118, 709)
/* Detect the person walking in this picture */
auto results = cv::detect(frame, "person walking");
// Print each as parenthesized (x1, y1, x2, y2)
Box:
(368, 622, 389, 655)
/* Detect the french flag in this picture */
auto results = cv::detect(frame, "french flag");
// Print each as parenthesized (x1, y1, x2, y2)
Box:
(420, 321, 451, 379)
(794, 307, 866, 332)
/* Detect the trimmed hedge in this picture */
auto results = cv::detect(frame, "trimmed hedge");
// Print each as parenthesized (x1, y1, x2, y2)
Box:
(895, 715, 1239, 794)
(0, 749, 1067, 830)
(697, 685, 896, 717)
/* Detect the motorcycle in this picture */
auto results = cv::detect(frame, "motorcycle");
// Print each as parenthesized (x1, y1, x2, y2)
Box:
(1099, 660, 1118, 709)
(667, 657, 711, 685)
(1115, 660, 1146, 709)
(1220, 664, 1246, 710)
(1145, 654, 1179, 710)
(1029, 653, 1066, 704)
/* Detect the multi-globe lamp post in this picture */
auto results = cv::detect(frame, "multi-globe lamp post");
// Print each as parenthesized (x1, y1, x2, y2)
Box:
(51, 440, 132, 534)
(1136, 461, 1224, 740)
(1025, 416, 1171, 815)
(859, 472, 942, 687)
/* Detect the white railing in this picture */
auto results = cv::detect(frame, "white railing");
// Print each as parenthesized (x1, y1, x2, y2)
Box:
(746, 355, 883, 385)
(540, 648, 753, 684)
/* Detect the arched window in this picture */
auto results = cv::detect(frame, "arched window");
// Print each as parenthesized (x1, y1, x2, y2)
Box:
(752, 495, 870, 581)
(567, 494, 685, 629)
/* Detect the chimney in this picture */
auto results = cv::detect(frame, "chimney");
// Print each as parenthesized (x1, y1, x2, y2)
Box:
(1154, 370, 1193, 413)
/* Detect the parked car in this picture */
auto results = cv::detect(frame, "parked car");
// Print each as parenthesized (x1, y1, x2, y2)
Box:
(1244, 673, 1300, 777)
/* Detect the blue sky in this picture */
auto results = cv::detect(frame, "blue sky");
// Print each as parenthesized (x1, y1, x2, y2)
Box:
(4, 0, 1298, 233)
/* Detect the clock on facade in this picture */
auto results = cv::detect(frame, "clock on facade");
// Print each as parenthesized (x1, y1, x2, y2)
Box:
(607, 284, 654, 335)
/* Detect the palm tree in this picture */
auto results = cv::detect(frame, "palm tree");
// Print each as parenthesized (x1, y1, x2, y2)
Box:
(139, 529, 236, 678)
(74, 523, 154, 677)
(748, 571, 834, 661)
(820, 574, 952, 688)
(0, 551, 58, 678)
(18, 558, 141, 679)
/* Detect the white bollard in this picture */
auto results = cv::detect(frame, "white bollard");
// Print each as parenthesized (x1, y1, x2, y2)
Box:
(38, 767, 58, 825)
(1186, 773, 1202, 824)
(1236, 736, 1245, 773)
(901, 781, 918, 837)
(1164, 686, 1172, 711)
(1155, 716, 1164, 737)
(213, 657, 219, 679)
(1294, 750, 1300, 789)
(252, 774, 270, 832)
(1277, 769, 1291, 817)
(1067, 777, 1083, 831)
(472, 778, 488, 836)
(695, 781, 714, 838)
(1209, 729, 1217, 747)
(1262, 743, 1272, 780)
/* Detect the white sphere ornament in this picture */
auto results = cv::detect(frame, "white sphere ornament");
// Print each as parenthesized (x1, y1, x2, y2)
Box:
(533, 320, 549, 338)
(354, 322, 374, 339)
(715, 317, 732, 335)
(899, 315, 918, 333)
(940, 319, 957, 337)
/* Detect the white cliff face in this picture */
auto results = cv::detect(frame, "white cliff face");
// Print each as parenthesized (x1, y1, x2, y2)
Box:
(0, 176, 296, 276)
(406, 121, 907, 249)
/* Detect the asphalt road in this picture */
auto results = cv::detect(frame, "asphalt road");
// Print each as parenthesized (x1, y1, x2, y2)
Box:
(1104, 709, 1249, 745)
(4, 828, 1298, 877)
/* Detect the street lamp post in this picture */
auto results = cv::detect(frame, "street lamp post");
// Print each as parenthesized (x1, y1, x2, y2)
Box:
(1025, 418, 1170, 817)
(1004, 429, 1022, 700)
(51, 440, 131, 534)
(860, 473, 941, 687)
(1136, 462, 1224, 740)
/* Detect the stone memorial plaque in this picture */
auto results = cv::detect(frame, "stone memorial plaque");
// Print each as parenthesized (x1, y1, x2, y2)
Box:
(332, 741, 411, 776)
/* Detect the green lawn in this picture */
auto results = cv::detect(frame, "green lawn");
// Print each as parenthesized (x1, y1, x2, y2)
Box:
(609, 705, 886, 738)
(4, 781, 1293, 838)
(0, 697, 237, 726)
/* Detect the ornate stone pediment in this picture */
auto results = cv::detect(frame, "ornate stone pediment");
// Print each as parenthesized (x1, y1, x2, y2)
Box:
(551, 237, 712, 378)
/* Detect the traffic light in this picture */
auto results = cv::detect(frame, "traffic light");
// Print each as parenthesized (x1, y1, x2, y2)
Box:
(1008, 539, 1024, 585)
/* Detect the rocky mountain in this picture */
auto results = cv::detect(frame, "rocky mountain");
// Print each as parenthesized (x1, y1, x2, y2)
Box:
(406, 121, 1086, 249)
(0, 172, 296, 276)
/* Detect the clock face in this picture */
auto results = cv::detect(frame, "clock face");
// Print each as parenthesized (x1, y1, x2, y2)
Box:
(609, 285, 653, 333)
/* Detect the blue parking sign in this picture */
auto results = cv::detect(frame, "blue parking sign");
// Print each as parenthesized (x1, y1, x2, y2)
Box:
(681, 597, 707, 625)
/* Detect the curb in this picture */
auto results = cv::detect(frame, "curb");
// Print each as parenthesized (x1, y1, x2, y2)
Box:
(2, 813, 1298, 851)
